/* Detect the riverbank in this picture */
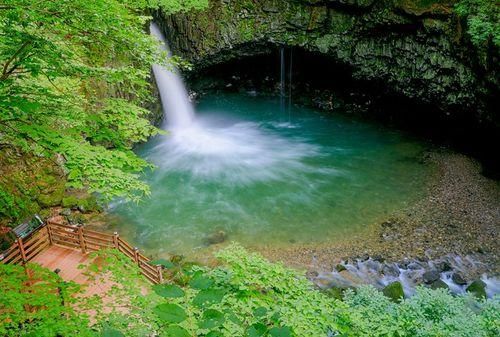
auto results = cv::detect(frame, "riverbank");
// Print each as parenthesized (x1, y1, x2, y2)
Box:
(251, 150, 499, 280)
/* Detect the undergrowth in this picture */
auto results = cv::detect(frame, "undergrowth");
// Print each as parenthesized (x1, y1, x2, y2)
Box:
(1, 244, 498, 336)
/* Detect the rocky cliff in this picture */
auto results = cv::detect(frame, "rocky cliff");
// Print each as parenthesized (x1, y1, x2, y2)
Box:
(155, 0, 498, 126)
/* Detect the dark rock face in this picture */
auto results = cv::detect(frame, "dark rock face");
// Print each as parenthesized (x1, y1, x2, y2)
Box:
(155, 0, 498, 125)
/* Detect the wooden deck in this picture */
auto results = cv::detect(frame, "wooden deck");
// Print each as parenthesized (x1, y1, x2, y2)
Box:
(31, 245, 91, 284)
(31, 244, 121, 311)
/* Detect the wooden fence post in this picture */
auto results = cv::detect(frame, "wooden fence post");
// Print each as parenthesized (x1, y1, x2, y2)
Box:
(77, 226, 86, 254)
(156, 265, 163, 284)
(113, 232, 119, 249)
(17, 238, 27, 263)
(133, 247, 139, 265)
(47, 224, 53, 246)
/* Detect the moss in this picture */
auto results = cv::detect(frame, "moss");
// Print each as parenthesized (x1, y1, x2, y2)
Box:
(466, 280, 487, 299)
(383, 281, 404, 302)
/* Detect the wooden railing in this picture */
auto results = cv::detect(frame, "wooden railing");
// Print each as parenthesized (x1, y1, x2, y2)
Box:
(1, 222, 163, 284)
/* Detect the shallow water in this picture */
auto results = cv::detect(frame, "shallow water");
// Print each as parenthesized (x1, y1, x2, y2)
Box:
(108, 93, 433, 256)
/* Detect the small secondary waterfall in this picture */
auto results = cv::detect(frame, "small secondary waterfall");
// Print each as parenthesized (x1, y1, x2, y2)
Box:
(150, 23, 194, 128)
(280, 47, 286, 114)
(279, 46, 293, 121)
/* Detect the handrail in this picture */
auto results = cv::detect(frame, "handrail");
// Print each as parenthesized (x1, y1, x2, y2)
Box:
(0, 221, 164, 284)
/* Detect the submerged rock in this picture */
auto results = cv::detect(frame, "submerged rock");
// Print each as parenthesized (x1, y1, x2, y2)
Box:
(383, 281, 404, 302)
(466, 280, 487, 299)
(204, 230, 227, 245)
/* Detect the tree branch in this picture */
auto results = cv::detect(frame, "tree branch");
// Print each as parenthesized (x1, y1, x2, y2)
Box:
(1, 40, 32, 81)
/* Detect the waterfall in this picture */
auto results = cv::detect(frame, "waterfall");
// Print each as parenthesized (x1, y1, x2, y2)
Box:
(288, 48, 293, 122)
(279, 47, 293, 121)
(280, 47, 286, 114)
(150, 23, 194, 128)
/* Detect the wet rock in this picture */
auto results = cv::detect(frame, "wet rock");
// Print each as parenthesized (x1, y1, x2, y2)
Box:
(335, 264, 347, 272)
(204, 230, 227, 245)
(451, 273, 467, 285)
(382, 264, 400, 277)
(466, 280, 487, 299)
(430, 279, 448, 290)
(423, 270, 440, 284)
(323, 286, 351, 300)
(383, 281, 404, 302)
(436, 261, 452, 272)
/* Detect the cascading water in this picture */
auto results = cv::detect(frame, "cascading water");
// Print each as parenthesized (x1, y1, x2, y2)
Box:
(150, 23, 194, 128)
(313, 254, 500, 298)
(148, 23, 317, 183)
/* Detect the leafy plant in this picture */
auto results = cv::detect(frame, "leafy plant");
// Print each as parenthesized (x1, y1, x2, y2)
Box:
(0, 0, 209, 219)
(2, 245, 498, 336)
(0, 263, 96, 336)
(455, 0, 500, 49)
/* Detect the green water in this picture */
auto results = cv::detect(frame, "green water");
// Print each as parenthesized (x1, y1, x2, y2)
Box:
(108, 93, 432, 255)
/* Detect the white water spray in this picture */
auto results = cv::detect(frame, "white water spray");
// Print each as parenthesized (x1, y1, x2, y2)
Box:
(150, 23, 194, 127)
(149, 23, 317, 184)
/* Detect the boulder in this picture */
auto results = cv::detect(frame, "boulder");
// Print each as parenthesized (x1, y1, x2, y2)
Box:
(204, 230, 227, 245)
(383, 281, 404, 302)
(451, 273, 467, 286)
(423, 270, 440, 284)
(430, 279, 448, 290)
(335, 264, 347, 272)
(466, 280, 487, 299)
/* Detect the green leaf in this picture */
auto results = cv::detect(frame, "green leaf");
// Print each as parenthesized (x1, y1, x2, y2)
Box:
(160, 325, 191, 337)
(153, 284, 185, 298)
(192, 289, 225, 308)
(253, 307, 267, 318)
(153, 303, 187, 323)
(151, 259, 175, 269)
(245, 323, 267, 337)
(269, 327, 292, 337)
(206, 331, 224, 337)
(199, 309, 225, 329)
(188, 271, 214, 290)
(102, 326, 125, 337)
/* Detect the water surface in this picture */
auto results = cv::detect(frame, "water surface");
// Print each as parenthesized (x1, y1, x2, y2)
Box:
(108, 93, 432, 255)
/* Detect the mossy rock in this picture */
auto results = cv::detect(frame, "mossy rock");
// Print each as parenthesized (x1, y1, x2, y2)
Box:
(382, 281, 404, 302)
(323, 286, 350, 300)
(37, 191, 64, 207)
(335, 264, 347, 272)
(430, 279, 449, 290)
(62, 196, 80, 208)
(466, 280, 487, 299)
(62, 194, 101, 213)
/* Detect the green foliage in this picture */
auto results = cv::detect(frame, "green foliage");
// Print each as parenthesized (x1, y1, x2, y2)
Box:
(0, 0, 208, 216)
(2, 246, 498, 336)
(455, 0, 500, 48)
(343, 285, 500, 337)
(0, 263, 95, 337)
